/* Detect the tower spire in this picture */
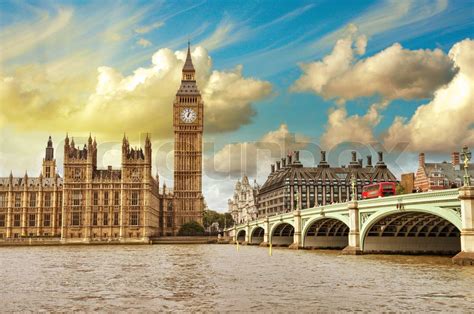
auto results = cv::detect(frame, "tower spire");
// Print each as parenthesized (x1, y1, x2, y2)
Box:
(183, 41, 195, 72)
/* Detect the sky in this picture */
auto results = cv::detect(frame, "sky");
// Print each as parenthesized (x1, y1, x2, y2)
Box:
(0, 0, 473, 211)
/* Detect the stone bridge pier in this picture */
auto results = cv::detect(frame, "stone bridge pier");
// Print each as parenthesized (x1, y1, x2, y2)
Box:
(453, 186, 474, 265)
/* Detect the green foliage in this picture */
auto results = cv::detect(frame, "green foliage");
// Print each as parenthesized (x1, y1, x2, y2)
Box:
(396, 183, 406, 195)
(178, 221, 205, 236)
(203, 209, 234, 229)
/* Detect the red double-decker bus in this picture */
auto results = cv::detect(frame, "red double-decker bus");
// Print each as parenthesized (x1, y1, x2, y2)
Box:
(362, 182, 396, 199)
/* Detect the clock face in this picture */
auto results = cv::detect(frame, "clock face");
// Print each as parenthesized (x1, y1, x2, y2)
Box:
(180, 108, 197, 123)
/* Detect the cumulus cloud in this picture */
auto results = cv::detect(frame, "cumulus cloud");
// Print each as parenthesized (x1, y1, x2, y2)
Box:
(205, 124, 309, 178)
(0, 45, 272, 138)
(320, 102, 388, 149)
(203, 123, 310, 210)
(383, 39, 474, 152)
(291, 26, 457, 102)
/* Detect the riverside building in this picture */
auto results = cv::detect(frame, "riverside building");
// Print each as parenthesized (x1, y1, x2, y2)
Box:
(257, 150, 397, 217)
(0, 43, 204, 242)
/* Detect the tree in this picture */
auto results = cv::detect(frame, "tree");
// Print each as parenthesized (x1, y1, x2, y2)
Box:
(203, 209, 235, 230)
(178, 221, 205, 236)
(396, 183, 406, 195)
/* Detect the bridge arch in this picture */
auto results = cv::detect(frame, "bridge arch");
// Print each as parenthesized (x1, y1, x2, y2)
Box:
(360, 205, 462, 254)
(249, 226, 265, 245)
(236, 229, 246, 243)
(302, 215, 350, 249)
(269, 221, 294, 246)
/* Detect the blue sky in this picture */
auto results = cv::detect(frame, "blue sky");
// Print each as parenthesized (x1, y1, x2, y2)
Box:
(0, 0, 473, 210)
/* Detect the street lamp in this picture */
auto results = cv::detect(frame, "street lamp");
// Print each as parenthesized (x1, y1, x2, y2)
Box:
(461, 146, 472, 187)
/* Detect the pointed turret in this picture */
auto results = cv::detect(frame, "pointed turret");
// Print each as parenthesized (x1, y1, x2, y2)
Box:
(45, 136, 54, 161)
(183, 41, 195, 72)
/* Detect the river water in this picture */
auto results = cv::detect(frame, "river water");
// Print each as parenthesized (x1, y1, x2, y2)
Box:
(0, 244, 473, 312)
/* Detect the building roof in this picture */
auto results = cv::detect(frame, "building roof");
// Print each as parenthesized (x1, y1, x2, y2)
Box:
(259, 152, 396, 194)
(183, 41, 195, 72)
(0, 176, 63, 188)
(423, 162, 474, 181)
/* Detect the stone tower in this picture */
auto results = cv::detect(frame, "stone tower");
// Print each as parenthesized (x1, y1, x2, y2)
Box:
(173, 42, 204, 232)
(42, 136, 56, 178)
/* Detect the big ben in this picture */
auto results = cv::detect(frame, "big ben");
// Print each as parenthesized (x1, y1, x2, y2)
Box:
(173, 42, 204, 233)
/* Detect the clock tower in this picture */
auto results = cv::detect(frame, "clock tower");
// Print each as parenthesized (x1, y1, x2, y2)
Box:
(173, 42, 204, 233)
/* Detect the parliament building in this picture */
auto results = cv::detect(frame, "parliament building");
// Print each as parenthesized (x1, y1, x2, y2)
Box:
(0, 44, 204, 243)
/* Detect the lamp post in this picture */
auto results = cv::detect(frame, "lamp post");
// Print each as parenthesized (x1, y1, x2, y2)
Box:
(461, 146, 472, 187)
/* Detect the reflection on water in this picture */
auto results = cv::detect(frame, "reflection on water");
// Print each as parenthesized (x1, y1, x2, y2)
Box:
(0, 245, 473, 312)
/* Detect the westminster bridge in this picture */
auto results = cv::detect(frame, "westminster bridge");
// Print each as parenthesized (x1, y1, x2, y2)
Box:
(227, 187, 474, 265)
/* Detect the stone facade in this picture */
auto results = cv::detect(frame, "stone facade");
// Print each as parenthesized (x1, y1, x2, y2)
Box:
(228, 175, 259, 224)
(0, 43, 204, 242)
(257, 150, 397, 217)
(173, 42, 205, 232)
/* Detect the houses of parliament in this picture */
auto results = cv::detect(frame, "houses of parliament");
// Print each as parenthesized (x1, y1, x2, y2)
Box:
(0, 44, 204, 243)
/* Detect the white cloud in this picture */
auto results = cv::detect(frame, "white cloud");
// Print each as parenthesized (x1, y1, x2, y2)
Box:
(134, 21, 164, 34)
(291, 26, 457, 102)
(0, 45, 272, 139)
(136, 38, 152, 47)
(203, 124, 310, 210)
(320, 102, 388, 150)
(205, 124, 309, 178)
(0, 7, 73, 62)
(383, 39, 474, 152)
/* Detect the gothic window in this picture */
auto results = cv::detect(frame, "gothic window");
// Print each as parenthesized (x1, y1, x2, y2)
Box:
(43, 214, 51, 227)
(44, 193, 52, 207)
(130, 212, 139, 226)
(29, 214, 36, 227)
(113, 212, 119, 226)
(29, 193, 36, 207)
(0, 214, 5, 227)
(14, 193, 21, 207)
(114, 191, 120, 206)
(45, 167, 51, 178)
(93, 191, 99, 206)
(74, 168, 81, 180)
(131, 191, 139, 206)
(71, 212, 81, 226)
(72, 191, 81, 206)
(13, 214, 21, 227)
(58, 194, 62, 207)
(104, 191, 109, 205)
(103, 212, 109, 226)
(92, 212, 98, 226)
(0, 193, 7, 207)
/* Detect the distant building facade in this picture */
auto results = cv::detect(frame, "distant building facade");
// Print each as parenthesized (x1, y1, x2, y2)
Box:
(257, 150, 397, 217)
(0, 136, 175, 242)
(400, 173, 415, 193)
(228, 175, 259, 224)
(414, 152, 474, 192)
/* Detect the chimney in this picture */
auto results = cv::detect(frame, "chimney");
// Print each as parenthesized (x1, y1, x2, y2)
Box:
(271, 164, 275, 173)
(287, 154, 292, 165)
(358, 159, 363, 167)
(321, 150, 326, 162)
(108, 165, 112, 171)
(366, 155, 372, 167)
(276, 161, 281, 170)
(281, 158, 286, 168)
(451, 152, 460, 166)
(294, 151, 300, 162)
(419, 153, 425, 167)
(351, 151, 357, 162)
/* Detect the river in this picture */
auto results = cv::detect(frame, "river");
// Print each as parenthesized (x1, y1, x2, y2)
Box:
(0, 245, 473, 312)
